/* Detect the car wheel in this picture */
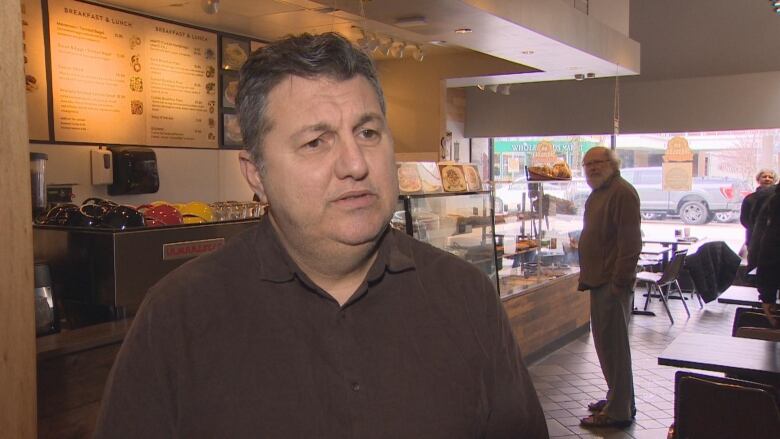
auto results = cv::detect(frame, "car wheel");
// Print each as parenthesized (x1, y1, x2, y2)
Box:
(679, 200, 709, 225)
(714, 211, 734, 223)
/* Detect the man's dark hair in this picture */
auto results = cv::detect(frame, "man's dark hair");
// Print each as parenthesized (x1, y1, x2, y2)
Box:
(236, 32, 385, 170)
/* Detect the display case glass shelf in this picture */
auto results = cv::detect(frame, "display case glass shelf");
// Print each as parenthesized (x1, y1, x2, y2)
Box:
(493, 179, 581, 298)
(393, 191, 498, 283)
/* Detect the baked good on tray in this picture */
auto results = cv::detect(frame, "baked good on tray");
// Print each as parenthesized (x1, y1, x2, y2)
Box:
(439, 164, 467, 192)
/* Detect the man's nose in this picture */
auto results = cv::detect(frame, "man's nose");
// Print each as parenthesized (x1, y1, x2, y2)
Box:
(334, 136, 369, 180)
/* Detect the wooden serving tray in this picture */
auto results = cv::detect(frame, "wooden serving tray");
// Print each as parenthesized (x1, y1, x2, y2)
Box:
(526, 169, 572, 181)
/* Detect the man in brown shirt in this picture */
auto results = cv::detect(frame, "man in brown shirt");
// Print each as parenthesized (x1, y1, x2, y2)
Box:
(94, 33, 547, 438)
(577, 146, 641, 429)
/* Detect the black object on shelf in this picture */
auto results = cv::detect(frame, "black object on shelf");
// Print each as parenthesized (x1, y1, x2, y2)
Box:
(108, 147, 159, 195)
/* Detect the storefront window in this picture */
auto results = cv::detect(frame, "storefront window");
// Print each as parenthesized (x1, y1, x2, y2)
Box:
(486, 129, 779, 296)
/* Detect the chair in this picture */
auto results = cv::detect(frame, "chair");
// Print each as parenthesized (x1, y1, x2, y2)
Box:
(672, 371, 780, 439)
(731, 306, 780, 341)
(635, 249, 690, 323)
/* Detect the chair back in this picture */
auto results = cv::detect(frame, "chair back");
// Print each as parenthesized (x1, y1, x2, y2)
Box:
(658, 249, 688, 285)
(732, 306, 774, 336)
(674, 371, 780, 439)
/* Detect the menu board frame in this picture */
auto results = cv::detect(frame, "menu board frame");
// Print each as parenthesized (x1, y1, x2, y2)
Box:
(26, 0, 268, 150)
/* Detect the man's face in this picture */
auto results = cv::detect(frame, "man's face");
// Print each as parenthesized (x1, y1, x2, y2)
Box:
(582, 149, 615, 190)
(240, 75, 398, 250)
(758, 172, 776, 188)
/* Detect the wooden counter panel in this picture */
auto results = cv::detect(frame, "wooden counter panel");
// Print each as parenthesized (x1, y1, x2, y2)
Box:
(37, 319, 129, 438)
(501, 274, 590, 360)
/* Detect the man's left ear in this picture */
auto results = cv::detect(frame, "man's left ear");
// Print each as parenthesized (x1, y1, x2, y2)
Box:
(239, 151, 268, 204)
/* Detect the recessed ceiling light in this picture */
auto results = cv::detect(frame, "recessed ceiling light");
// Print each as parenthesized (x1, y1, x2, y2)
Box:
(454, 28, 472, 34)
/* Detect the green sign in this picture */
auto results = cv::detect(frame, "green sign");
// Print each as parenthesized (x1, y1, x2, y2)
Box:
(493, 139, 598, 154)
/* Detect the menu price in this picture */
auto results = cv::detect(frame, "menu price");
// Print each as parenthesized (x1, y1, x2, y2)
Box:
(48, 0, 218, 148)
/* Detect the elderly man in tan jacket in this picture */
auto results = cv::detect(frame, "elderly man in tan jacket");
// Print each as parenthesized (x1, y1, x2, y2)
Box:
(577, 146, 642, 429)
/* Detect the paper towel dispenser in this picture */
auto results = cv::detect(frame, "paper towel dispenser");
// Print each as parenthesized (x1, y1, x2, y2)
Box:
(108, 147, 159, 195)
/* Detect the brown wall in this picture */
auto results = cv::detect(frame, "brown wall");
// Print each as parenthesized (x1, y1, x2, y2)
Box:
(0, 0, 37, 436)
(377, 50, 533, 156)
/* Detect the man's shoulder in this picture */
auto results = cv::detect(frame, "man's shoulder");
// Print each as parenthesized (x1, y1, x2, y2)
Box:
(142, 226, 260, 309)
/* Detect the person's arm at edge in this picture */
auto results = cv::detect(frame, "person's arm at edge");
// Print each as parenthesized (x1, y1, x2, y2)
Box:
(609, 187, 642, 296)
(479, 275, 549, 438)
(739, 196, 751, 229)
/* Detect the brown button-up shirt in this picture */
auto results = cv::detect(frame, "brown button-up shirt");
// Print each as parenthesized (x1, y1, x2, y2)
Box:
(94, 219, 548, 438)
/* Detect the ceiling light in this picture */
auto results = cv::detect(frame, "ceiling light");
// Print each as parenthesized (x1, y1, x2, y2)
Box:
(412, 45, 424, 62)
(454, 28, 472, 34)
(202, 0, 219, 14)
(377, 38, 393, 57)
(391, 42, 406, 59)
(394, 16, 428, 28)
(574, 73, 585, 81)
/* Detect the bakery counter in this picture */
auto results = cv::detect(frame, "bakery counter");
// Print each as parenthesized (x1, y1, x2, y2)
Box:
(37, 318, 132, 439)
(500, 270, 591, 363)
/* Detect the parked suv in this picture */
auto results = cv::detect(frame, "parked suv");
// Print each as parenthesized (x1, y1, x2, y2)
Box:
(569, 167, 748, 225)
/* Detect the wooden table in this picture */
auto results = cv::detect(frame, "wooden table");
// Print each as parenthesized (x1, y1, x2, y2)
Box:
(717, 285, 762, 307)
(658, 332, 780, 381)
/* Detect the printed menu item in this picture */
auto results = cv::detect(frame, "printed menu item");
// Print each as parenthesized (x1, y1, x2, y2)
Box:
(48, 0, 218, 147)
(21, 0, 50, 140)
(438, 163, 467, 192)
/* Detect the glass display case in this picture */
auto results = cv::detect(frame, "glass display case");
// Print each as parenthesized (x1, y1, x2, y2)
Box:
(393, 191, 498, 283)
(493, 179, 582, 297)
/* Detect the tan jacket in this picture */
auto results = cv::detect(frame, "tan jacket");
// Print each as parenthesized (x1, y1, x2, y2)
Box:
(578, 171, 642, 294)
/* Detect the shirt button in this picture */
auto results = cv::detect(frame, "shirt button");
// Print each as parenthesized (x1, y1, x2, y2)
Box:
(351, 382, 360, 392)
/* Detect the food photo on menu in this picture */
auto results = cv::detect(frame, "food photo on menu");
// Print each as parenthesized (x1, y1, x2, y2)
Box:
(221, 37, 249, 70)
(223, 113, 243, 147)
(222, 71, 239, 108)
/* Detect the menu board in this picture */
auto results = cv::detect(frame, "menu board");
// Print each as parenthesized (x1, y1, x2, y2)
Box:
(48, 0, 218, 148)
(22, 0, 50, 140)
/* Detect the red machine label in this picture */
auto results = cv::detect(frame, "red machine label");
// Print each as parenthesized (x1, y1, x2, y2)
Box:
(163, 238, 225, 260)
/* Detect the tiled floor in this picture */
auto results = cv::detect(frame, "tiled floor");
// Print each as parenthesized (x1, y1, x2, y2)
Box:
(528, 291, 739, 438)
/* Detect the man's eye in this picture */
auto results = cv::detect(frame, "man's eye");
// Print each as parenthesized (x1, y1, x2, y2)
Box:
(358, 129, 380, 141)
(304, 138, 322, 149)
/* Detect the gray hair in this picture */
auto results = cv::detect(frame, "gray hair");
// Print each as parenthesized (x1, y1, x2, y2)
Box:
(755, 169, 777, 182)
(236, 32, 386, 171)
(586, 146, 621, 169)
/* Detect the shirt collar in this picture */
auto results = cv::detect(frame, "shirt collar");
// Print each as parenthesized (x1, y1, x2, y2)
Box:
(253, 219, 416, 285)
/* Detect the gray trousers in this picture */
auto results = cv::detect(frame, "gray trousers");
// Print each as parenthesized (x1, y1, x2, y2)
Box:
(590, 283, 635, 420)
